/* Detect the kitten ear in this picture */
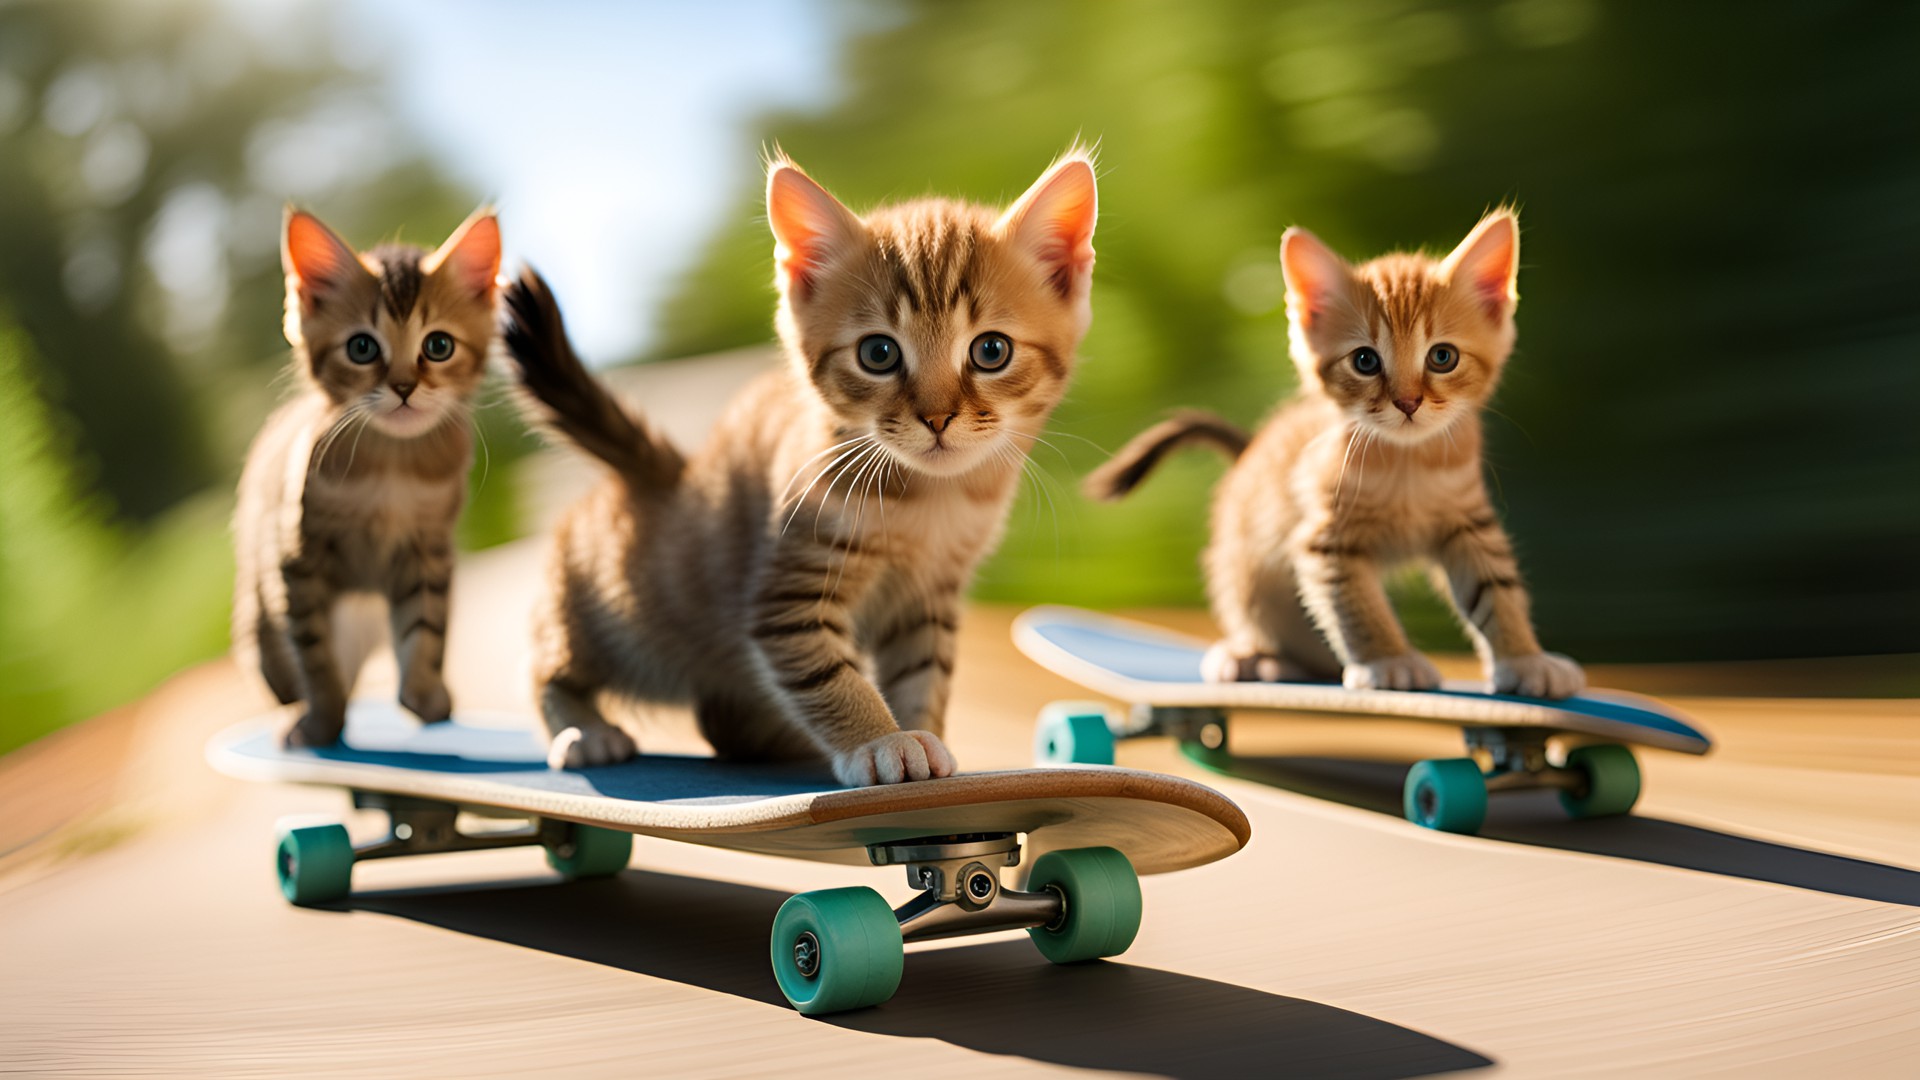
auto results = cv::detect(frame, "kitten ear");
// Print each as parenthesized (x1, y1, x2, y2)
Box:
(282, 208, 362, 304)
(1279, 227, 1350, 329)
(1442, 211, 1519, 321)
(766, 158, 861, 300)
(425, 206, 502, 299)
(997, 151, 1098, 300)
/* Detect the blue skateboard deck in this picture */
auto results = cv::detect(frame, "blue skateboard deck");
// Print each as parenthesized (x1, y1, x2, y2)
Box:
(1013, 606, 1711, 754)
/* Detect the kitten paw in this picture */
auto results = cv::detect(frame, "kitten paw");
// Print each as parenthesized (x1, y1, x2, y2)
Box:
(1344, 653, 1442, 692)
(399, 679, 452, 724)
(1492, 652, 1586, 699)
(833, 731, 957, 786)
(1201, 642, 1322, 683)
(281, 706, 346, 749)
(548, 724, 638, 769)
(1203, 643, 1278, 683)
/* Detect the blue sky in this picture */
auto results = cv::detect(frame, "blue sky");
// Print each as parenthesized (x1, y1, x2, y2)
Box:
(343, 0, 843, 362)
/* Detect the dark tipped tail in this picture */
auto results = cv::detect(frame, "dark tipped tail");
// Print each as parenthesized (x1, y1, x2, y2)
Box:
(501, 267, 684, 493)
(1084, 410, 1250, 500)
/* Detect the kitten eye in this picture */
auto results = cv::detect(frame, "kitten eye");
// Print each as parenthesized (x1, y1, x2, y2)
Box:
(345, 333, 382, 365)
(1427, 343, 1459, 372)
(969, 332, 1013, 372)
(423, 331, 456, 362)
(856, 334, 901, 374)
(1351, 347, 1382, 376)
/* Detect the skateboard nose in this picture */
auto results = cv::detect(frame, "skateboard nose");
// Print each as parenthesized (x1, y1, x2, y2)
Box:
(1393, 395, 1422, 417)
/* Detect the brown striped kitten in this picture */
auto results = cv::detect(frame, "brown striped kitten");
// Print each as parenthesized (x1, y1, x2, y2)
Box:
(233, 207, 501, 747)
(1089, 211, 1585, 699)
(503, 149, 1097, 783)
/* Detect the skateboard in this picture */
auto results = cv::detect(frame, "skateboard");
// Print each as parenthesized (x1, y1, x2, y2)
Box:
(1012, 605, 1712, 836)
(207, 702, 1251, 1015)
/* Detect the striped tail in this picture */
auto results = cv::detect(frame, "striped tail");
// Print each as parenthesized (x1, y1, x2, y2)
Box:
(1084, 410, 1250, 500)
(501, 267, 684, 493)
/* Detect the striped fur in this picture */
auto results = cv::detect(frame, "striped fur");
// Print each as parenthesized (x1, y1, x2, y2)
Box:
(511, 150, 1098, 784)
(1098, 211, 1585, 699)
(233, 208, 499, 746)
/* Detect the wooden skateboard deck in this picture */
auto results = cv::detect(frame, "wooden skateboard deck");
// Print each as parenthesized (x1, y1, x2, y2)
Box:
(208, 702, 1250, 871)
(208, 702, 1251, 1014)
(1012, 605, 1711, 837)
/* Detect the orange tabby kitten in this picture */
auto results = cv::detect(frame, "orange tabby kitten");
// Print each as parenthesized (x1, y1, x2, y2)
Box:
(1090, 211, 1584, 699)
(504, 150, 1098, 783)
(233, 208, 500, 747)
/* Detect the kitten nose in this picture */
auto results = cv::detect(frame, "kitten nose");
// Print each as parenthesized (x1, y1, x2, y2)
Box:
(391, 381, 416, 403)
(1392, 395, 1422, 417)
(921, 411, 957, 434)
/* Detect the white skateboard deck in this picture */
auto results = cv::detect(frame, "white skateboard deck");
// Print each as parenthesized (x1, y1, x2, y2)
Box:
(1014, 606, 1711, 754)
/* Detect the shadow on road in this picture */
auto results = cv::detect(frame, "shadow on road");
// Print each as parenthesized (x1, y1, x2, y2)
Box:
(350, 869, 1492, 1079)
(1200, 753, 1920, 907)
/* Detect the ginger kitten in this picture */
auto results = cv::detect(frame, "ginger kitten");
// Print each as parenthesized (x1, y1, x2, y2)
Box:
(503, 150, 1098, 784)
(1090, 211, 1585, 699)
(233, 207, 501, 747)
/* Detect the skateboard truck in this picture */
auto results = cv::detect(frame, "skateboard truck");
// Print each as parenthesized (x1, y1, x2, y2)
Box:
(1133, 705, 1231, 752)
(346, 792, 566, 862)
(867, 833, 1065, 942)
(1468, 729, 1583, 794)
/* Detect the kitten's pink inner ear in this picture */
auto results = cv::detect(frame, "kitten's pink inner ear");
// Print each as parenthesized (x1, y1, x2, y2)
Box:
(999, 157, 1097, 298)
(282, 211, 360, 299)
(1444, 213, 1519, 320)
(767, 165, 858, 297)
(426, 210, 501, 298)
(1280, 227, 1348, 329)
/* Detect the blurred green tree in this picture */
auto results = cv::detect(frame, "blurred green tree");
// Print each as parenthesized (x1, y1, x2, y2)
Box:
(0, 0, 482, 518)
(652, 0, 1920, 661)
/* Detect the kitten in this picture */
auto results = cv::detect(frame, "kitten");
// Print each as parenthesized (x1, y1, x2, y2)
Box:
(1088, 211, 1585, 699)
(502, 149, 1098, 784)
(232, 207, 501, 747)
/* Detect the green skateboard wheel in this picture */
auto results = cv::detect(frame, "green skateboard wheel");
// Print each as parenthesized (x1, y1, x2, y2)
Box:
(1034, 702, 1115, 765)
(1560, 744, 1641, 819)
(276, 823, 354, 905)
(1026, 846, 1142, 964)
(1403, 758, 1488, 834)
(770, 886, 904, 1015)
(545, 823, 633, 879)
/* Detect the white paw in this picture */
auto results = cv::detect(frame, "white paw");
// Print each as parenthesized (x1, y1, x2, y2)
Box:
(548, 724, 638, 769)
(1344, 653, 1442, 692)
(1492, 652, 1586, 699)
(1201, 642, 1298, 683)
(834, 730, 957, 786)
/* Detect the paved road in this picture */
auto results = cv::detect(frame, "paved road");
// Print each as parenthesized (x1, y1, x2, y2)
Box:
(3, 353, 1916, 1078)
